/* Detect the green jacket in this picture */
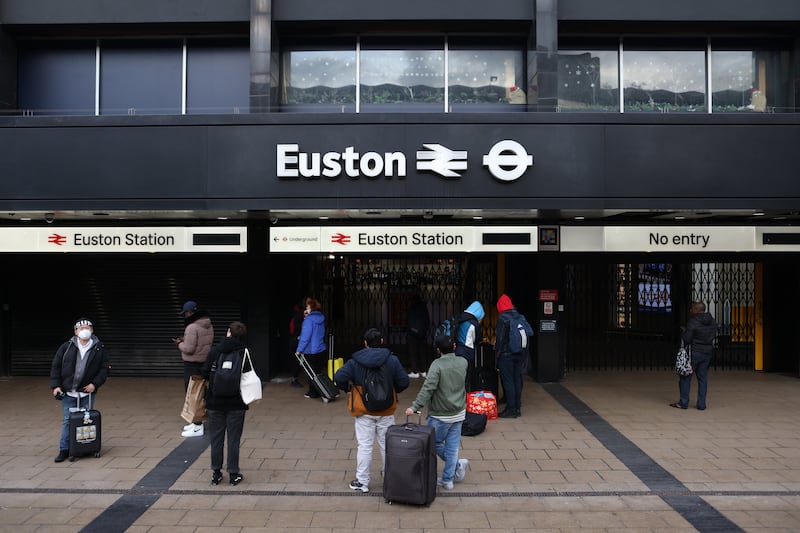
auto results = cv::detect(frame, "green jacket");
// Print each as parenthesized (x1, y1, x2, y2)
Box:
(410, 352, 467, 417)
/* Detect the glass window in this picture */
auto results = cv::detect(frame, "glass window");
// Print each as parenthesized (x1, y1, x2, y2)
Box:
(18, 42, 96, 116)
(448, 48, 526, 111)
(623, 45, 706, 113)
(282, 47, 356, 113)
(100, 41, 182, 115)
(558, 49, 619, 112)
(711, 45, 792, 113)
(360, 42, 444, 113)
(187, 42, 250, 114)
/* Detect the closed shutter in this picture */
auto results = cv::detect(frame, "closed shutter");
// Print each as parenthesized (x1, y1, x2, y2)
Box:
(10, 253, 245, 377)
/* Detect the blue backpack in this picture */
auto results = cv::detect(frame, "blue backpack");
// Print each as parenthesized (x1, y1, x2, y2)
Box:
(507, 314, 534, 354)
(434, 315, 459, 344)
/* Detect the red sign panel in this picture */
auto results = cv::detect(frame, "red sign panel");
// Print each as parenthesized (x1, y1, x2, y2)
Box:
(539, 289, 558, 302)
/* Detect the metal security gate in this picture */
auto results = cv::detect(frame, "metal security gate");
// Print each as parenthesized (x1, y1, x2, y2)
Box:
(564, 259, 755, 371)
(312, 255, 496, 362)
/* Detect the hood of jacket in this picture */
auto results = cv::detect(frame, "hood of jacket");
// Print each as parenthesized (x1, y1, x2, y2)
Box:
(185, 309, 211, 327)
(496, 294, 514, 313)
(464, 301, 485, 321)
(213, 336, 246, 355)
(304, 310, 325, 327)
(351, 346, 393, 368)
(693, 312, 716, 326)
(191, 315, 213, 331)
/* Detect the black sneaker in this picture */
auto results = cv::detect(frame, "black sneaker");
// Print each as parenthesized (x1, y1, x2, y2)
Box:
(304, 391, 320, 399)
(54, 450, 69, 463)
(229, 472, 243, 486)
(211, 470, 223, 486)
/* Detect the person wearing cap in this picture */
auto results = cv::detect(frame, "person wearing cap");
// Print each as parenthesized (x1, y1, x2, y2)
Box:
(175, 300, 214, 437)
(50, 318, 110, 463)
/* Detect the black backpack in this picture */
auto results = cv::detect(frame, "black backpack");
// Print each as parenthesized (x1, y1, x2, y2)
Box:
(212, 349, 244, 397)
(360, 363, 395, 412)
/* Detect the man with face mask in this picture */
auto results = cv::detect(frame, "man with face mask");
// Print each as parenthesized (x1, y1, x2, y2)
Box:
(50, 318, 110, 463)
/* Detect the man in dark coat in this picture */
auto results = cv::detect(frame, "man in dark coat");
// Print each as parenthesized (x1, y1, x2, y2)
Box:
(334, 328, 409, 493)
(50, 318, 110, 463)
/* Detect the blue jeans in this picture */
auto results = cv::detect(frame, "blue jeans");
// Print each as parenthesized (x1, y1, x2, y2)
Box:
(679, 351, 711, 409)
(60, 394, 95, 452)
(497, 352, 524, 414)
(426, 416, 463, 483)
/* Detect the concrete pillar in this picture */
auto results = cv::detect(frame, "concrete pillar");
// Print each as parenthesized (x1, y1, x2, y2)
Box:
(535, 254, 564, 382)
(250, 0, 273, 113)
(528, 0, 558, 112)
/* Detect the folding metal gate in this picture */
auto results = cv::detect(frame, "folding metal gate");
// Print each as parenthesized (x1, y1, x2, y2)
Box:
(564, 260, 755, 371)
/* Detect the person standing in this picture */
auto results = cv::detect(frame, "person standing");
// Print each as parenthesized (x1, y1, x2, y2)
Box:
(295, 297, 327, 400)
(50, 318, 110, 463)
(455, 300, 485, 390)
(175, 300, 214, 437)
(406, 292, 430, 378)
(671, 301, 718, 410)
(494, 293, 531, 418)
(405, 334, 469, 490)
(334, 328, 409, 493)
(201, 321, 249, 486)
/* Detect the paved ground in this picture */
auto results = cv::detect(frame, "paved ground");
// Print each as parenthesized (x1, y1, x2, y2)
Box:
(1, 369, 799, 532)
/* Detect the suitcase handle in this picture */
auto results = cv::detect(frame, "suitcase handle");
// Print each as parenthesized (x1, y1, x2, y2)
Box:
(405, 412, 423, 425)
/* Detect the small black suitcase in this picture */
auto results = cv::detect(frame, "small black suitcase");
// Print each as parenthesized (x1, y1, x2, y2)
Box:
(68, 395, 101, 461)
(384, 415, 437, 506)
(295, 351, 339, 403)
(470, 343, 498, 396)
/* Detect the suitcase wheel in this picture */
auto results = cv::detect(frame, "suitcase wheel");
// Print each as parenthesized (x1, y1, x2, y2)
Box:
(94, 451, 101, 458)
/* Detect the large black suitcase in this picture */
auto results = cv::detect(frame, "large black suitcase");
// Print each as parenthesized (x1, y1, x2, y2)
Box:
(68, 395, 101, 461)
(383, 415, 437, 506)
(295, 351, 339, 403)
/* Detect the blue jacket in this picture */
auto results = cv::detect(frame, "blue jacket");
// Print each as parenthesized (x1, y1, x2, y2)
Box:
(296, 310, 327, 355)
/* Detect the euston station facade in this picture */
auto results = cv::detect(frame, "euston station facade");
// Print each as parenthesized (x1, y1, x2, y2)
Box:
(1, 0, 799, 380)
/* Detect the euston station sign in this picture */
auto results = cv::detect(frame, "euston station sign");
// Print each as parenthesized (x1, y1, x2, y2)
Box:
(0, 227, 247, 253)
(276, 140, 534, 182)
(270, 226, 537, 253)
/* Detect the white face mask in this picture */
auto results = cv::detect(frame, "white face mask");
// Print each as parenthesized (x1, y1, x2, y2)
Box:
(78, 329, 92, 341)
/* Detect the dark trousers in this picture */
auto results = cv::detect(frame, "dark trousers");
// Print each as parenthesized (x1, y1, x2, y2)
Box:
(183, 361, 204, 392)
(407, 335, 428, 373)
(497, 352, 524, 414)
(679, 351, 711, 409)
(208, 409, 246, 473)
(304, 351, 326, 395)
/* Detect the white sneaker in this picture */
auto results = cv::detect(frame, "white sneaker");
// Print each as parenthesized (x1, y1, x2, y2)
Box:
(408, 372, 420, 378)
(455, 458, 469, 482)
(183, 422, 195, 431)
(436, 477, 454, 490)
(181, 423, 204, 437)
(421, 372, 427, 378)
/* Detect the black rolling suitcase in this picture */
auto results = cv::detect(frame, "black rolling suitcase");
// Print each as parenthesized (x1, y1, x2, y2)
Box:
(68, 395, 101, 461)
(470, 342, 498, 396)
(295, 351, 339, 403)
(383, 415, 437, 506)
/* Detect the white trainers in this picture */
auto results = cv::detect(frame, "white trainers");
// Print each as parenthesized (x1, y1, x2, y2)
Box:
(349, 479, 369, 493)
(183, 422, 195, 431)
(436, 477, 454, 490)
(455, 458, 469, 482)
(408, 372, 420, 378)
(181, 423, 204, 437)
(421, 372, 427, 378)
